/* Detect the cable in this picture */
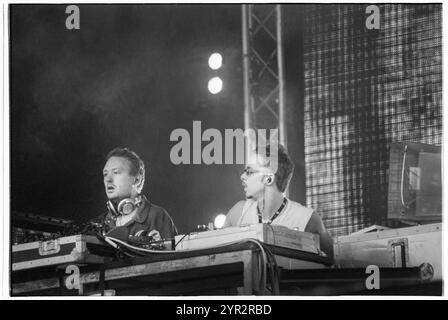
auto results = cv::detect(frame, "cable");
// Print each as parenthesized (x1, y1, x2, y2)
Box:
(105, 235, 269, 292)
(263, 244, 280, 295)
(400, 144, 410, 209)
(174, 232, 193, 249)
(102, 234, 134, 258)
(103, 234, 280, 294)
(243, 238, 267, 294)
(105, 236, 176, 254)
(105, 235, 265, 255)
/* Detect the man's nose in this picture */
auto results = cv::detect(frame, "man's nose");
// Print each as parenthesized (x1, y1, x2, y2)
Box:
(105, 173, 113, 182)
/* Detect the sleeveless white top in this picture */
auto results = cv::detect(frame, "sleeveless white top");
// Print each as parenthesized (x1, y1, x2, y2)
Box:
(228, 198, 313, 232)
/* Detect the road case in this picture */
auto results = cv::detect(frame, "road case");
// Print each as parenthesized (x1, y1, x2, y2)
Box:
(334, 223, 442, 281)
(12, 234, 115, 271)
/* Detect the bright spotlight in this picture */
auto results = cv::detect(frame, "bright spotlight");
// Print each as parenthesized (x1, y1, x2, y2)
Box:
(208, 77, 223, 94)
(208, 53, 223, 70)
(214, 214, 226, 229)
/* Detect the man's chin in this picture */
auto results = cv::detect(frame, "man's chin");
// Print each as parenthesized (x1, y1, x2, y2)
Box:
(106, 193, 119, 202)
(108, 194, 131, 203)
(245, 192, 262, 200)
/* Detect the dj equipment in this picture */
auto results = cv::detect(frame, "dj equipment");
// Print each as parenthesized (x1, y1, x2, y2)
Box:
(105, 226, 129, 241)
(11, 211, 76, 244)
(12, 234, 115, 271)
(12, 223, 323, 273)
(175, 224, 321, 255)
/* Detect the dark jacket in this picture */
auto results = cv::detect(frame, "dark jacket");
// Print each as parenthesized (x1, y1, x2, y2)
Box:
(99, 196, 177, 240)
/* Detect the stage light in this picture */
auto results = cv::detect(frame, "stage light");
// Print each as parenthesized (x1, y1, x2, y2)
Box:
(214, 214, 226, 229)
(208, 77, 223, 94)
(208, 53, 222, 70)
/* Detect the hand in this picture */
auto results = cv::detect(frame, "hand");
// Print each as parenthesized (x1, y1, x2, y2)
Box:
(148, 230, 161, 241)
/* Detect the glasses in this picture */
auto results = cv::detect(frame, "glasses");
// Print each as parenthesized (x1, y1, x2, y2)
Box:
(241, 167, 271, 176)
(241, 167, 259, 176)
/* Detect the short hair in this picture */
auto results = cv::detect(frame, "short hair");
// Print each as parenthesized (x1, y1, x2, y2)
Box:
(106, 147, 146, 192)
(255, 143, 294, 192)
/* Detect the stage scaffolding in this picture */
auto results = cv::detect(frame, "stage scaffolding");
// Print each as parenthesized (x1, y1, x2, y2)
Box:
(241, 4, 287, 149)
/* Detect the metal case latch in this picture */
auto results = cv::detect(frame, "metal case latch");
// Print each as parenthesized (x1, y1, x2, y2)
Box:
(388, 238, 409, 268)
(39, 239, 61, 256)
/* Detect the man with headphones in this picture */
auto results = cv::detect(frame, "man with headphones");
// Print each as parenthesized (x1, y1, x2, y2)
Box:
(97, 147, 177, 240)
(223, 144, 333, 258)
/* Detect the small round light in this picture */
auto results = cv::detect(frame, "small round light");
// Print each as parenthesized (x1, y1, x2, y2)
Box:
(214, 214, 226, 229)
(208, 53, 223, 70)
(208, 77, 223, 94)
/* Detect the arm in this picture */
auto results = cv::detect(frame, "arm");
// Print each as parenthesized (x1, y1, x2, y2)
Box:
(223, 200, 245, 228)
(304, 212, 334, 259)
(155, 208, 178, 239)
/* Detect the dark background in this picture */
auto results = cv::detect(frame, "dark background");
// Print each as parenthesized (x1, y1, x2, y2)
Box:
(10, 4, 305, 233)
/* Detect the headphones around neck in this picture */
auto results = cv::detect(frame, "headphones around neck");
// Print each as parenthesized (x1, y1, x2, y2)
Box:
(107, 195, 143, 216)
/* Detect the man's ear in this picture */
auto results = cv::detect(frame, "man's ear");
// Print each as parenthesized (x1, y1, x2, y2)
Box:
(133, 175, 144, 192)
(264, 174, 274, 185)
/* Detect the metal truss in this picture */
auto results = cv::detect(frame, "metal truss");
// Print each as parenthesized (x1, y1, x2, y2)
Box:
(242, 4, 287, 148)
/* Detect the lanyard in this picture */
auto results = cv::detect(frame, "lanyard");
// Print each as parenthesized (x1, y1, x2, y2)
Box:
(257, 197, 288, 224)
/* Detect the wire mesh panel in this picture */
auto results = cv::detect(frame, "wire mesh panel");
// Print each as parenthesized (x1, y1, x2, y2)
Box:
(302, 4, 442, 236)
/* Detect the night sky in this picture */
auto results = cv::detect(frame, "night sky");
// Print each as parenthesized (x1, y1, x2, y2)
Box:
(10, 4, 249, 233)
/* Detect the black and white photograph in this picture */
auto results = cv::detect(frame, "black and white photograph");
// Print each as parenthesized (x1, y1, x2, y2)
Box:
(5, 2, 444, 298)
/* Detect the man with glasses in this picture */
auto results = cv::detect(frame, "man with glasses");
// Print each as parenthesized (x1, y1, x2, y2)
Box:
(223, 144, 333, 258)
